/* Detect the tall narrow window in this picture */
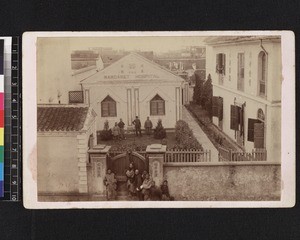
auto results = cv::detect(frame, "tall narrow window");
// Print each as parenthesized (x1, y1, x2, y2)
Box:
(216, 53, 226, 85)
(237, 53, 245, 91)
(258, 51, 267, 96)
(150, 94, 165, 116)
(101, 95, 117, 117)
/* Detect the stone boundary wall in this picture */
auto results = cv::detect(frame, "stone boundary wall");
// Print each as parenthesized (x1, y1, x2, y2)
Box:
(164, 163, 281, 201)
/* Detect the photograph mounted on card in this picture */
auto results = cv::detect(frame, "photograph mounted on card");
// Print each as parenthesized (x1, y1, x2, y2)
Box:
(22, 31, 295, 209)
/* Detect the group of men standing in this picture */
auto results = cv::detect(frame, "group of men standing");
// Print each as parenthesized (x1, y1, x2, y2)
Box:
(125, 162, 173, 201)
(103, 163, 173, 201)
(112, 116, 153, 139)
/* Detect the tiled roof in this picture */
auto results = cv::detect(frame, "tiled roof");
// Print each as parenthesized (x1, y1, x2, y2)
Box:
(37, 106, 89, 132)
(101, 54, 124, 65)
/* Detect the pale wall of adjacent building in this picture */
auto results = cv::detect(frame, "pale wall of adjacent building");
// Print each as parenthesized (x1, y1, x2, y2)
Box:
(37, 38, 102, 104)
(37, 134, 79, 194)
(206, 39, 281, 162)
(37, 38, 73, 104)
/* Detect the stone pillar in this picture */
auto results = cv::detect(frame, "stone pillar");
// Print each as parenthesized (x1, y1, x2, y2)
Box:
(146, 144, 166, 186)
(77, 133, 89, 194)
(88, 145, 111, 195)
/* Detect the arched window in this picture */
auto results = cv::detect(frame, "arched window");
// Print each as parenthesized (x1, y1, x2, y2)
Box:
(150, 94, 165, 116)
(258, 51, 267, 96)
(257, 108, 265, 122)
(101, 95, 117, 117)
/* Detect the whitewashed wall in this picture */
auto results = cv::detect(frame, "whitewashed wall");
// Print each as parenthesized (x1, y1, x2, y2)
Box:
(37, 134, 80, 194)
(86, 83, 182, 130)
(207, 39, 281, 162)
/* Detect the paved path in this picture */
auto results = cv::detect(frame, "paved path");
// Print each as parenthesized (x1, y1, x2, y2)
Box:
(182, 106, 219, 162)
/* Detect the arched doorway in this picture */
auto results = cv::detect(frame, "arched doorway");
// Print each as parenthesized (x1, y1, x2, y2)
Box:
(254, 108, 265, 149)
(108, 151, 149, 197)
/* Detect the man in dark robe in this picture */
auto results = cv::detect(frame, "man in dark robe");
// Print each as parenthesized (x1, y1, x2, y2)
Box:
(144, 116, 153, 135)
(150, 181, 162, 201)
(161, 180, 174, 201)
(132, 116, 142, 136)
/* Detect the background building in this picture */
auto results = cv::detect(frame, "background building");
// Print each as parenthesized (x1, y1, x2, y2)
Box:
(81, 52, 187, 130)
(205, 36, 282, 162)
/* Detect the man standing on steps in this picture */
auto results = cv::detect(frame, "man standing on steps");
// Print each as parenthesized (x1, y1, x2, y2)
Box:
(144, 116, 153, 135)
(132, 116, 142, 137)
(118, 118, 126, 139)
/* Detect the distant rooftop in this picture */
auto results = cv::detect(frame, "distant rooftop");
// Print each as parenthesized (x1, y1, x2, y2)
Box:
(37, 106, 89, 132)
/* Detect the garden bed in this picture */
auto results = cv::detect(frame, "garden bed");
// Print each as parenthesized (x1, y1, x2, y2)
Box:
(186, 103, 242, 151)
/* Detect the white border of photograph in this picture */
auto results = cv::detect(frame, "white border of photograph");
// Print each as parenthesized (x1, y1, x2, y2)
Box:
(22, 31, 295, 209)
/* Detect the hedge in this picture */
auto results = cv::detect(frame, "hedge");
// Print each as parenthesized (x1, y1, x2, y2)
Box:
(174, 120, 203, 150)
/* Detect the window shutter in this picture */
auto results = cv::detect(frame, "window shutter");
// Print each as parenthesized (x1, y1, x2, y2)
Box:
(218, 97, 223, 121)
(109, 102, 116, 116)
(247, 118, 260, 142)
(230, 105, 239, 130)
(216, 54, 219, 73)
(239, 105, 244, 136)
(150, 102, 156, 115)
(254, 123, 264, 148)
(101, 102, 109, 117)
(222, 54, 226, 75)
(157, 101, 165, 115)
(212, 96, 219, 117)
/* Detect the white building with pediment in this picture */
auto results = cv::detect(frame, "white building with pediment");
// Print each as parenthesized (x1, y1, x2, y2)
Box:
(81, 52, 188, 130)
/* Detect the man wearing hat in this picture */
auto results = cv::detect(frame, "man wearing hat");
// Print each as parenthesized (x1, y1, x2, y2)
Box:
(132, 116, 142, 136)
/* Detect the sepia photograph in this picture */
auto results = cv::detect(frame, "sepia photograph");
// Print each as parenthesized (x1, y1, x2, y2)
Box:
(22, 31, 295, 208)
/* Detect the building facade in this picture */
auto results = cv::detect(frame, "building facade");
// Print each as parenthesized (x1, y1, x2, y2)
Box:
(81, 52, 187, 130)
(205, 36, 282, 162)
(37, 106, 97, 195)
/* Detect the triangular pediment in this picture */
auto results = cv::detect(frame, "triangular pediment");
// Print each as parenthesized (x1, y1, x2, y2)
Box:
(81, 52, 184, 84)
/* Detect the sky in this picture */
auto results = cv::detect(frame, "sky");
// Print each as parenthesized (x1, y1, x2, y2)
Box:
(68, 36, 206, 53)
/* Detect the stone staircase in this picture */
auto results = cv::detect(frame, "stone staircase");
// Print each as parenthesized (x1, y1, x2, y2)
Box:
(115, 181, 137, 201)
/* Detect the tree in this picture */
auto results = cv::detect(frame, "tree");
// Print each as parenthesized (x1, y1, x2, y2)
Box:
(192, 71, 205, 104)
(202, 74, 213, 116)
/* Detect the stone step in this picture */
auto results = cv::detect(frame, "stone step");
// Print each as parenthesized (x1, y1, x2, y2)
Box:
(117, 191, 129, 196)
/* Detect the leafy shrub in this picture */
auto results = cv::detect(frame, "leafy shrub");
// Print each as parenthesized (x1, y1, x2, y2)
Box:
(153, 119, 167, 139)
(174, 120, 203, 150)
(100, 120, 113, 141)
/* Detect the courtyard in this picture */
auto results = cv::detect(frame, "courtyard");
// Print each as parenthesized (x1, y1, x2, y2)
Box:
(97, 132, 178, 151)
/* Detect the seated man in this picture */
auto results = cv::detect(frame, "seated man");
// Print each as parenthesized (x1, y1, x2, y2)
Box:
(140, 173, 152, 201)
(103, 169, 117, 200)
(150, 181, 162, 201)
(160, 180, 174, 201)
